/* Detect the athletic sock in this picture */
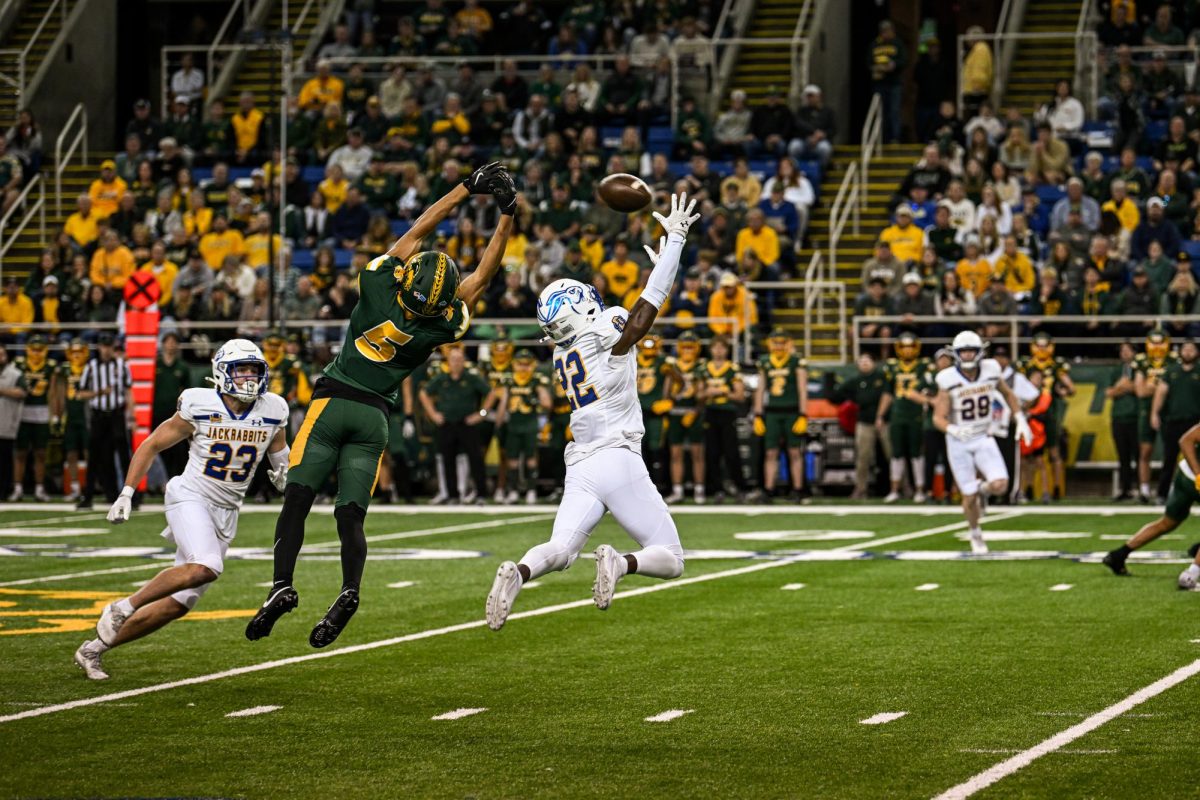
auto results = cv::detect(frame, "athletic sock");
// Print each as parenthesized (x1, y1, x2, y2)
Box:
(889, 458, 905, 483)
(912, 457, 926, 490)
(334, 503, 368, 593)
(88, 638, 110, 654)
(272, 484, 316, 586)
(1187, 564, 1200, 579)
(114, 597, 135, 615)
(1113, 544, 1133, 558)
(627, 545, 683, 579)
(1140, 482, 1151, 497)
(672, 483, 683, 495)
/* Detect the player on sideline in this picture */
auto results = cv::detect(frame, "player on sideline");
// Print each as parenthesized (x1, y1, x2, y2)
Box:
(73, 340, 288, 680)
(485, 193, 700, 630)
(932, 331, 1032, 555)
(246, 162, 515, 648)
(1103, 421, 1200, 584)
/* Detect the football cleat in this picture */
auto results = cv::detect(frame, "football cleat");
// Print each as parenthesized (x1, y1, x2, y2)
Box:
(1102, 550, 1130, 576)
(245, 585, 299, 641)
(525, 489, 538, 505)
(95, 601, 131, 646)
(665, 487, 684, 504)
(309, 589, 359, 648)
(913, 491, 927, 504)
(968, 531, 988, 556)
(1179, 569, 1198, 591)
(486, 561, 522, 631)
(593, 544, 626, 611)
(884, 491, 900, 504)
(73, 641, 109, 680)
(693, 486, 706, 505)
(34, 486, 49, 502)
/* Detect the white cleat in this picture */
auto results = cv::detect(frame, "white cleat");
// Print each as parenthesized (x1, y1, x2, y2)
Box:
(1179, 569, 1198, 591)
(34, 485, 50, 502)
(665, 488, 684, 504)
(524, 489, 538, 505)
(492, 488, 506, 504)
(485, 561, 522, 631)
(73, 641, 109, 680)
(969, 531, 989, 555)
(883, 491, 901, 504)
(7, 487, 22, 502)
(693, 486, 706, 505)
(95, 601, 131, 646)
(593, 544, 626, 611)
(913, 491, 927, 504)
(503, 490, 519, 505)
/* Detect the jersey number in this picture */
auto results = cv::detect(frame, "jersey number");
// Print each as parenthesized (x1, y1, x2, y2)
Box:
(203, 443, 258, 482)
(355, 320, 414, 363)
(554, 350, 598, 410)
(959, 395, 991, 422)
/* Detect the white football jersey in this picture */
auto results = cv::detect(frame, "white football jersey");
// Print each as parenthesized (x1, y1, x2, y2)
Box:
(553, 306, 642, 466)
(175, 387, 289, 509)
(936, 358, 1003, 440)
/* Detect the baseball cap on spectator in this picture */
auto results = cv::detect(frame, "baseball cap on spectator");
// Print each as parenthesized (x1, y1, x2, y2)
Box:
(251, 167, 265, 178)
(803, 84, 821, 96)
(935, 346, 953, 360)
(1042, 266, 1059, 279)
(42, 275, 58, 286)
(686, 266, 701, 279)
(901, 272, 921, 286)
(731, 89, 747, 102)
(98, 332, 115, 346)
(174, 95, 188, 106)
(895, 205, 913, 219)
(1084, 151, 1103, 165)
(366, 96, 380, 107)
(134, 98, 150, 110)
(159, 137, 177, 149)
(100, 159, 116, 170)
(1147, 197, 1165, 209)
(719, 272, 739, 288)
(565, 238, 581, 252)
(1133, 264, 1149, 276)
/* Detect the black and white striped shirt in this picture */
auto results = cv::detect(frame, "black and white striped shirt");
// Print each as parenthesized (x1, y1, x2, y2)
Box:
(80, 357, 133, 412)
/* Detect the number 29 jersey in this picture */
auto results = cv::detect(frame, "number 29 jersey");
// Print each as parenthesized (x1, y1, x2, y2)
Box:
(935, 358, 1003, 441)
(176, 388, 290, 509)
(552, 306, 642, 467)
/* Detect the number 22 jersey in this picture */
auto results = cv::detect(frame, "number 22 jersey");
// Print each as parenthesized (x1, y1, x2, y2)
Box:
(935, 358, 1002, 441)
(176, 388, 290, 509)
(552, 306, 642, 466)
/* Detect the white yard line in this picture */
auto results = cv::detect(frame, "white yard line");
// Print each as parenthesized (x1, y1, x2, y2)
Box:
(645, 709, 693, 723)
(431, 707, 487, 720)
(915, 584, 941, 591)
(1049, 584, 1074, 591)
(958, 748, 1116, 755)
(781, 583, 807, 590)
(860, 712, 907, 725)
(0, 516, 984, 726)
(0, 563, 163, 588)
(306, 514, 553, 549)
(932, 658, 1200, 800)
(386, 581, 416, 589)
(225, 705, 281, 718)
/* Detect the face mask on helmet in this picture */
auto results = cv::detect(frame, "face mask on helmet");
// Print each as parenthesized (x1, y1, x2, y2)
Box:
(1031, 335, 1054, 361)
(491, 341, 514, 368)
(68, 344, 88, 370)
(1146, 332, 1170, 361)
(211, 340, 269, 403)
(895, 334, 920, 361)
(262, 337, 285, 366)
(638, 337, 661, 363)
(514, 357, 535, 379)
(25, 344, 47, 371)
(952, 331, 985, 371)
(537, 279, 604, 345)
(677, 339, 700, 362)
(768, 335, 792, 357)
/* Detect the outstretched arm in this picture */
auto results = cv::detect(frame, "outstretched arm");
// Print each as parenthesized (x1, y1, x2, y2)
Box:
(387, 162, 506, 263)
(612, 194, 700, 356)
(458, 214, 513, 310)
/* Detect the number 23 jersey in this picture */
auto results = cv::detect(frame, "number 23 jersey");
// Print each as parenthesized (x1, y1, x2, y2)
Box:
(176, 388, 289, 509)
(935, 359, 1002, 440)
(552, 306, 642, 466)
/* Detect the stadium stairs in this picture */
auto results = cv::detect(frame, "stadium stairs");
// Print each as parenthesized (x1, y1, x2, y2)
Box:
(225, 0, 322, 108)
(729, 0, 812, 105)
(5, 162, 87, 275)
(792, 142, 924, 360)
(0, 0, 69, 125)
(1003, 1, 1081, 115)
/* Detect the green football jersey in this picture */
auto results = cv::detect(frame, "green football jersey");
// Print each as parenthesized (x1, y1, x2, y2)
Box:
(1019, 355, 1071, 410)
(63, 364, 86, 417)
(503, 371, 549, 428)
(757, 353, 806, 411)
(1163, 362, 1200, 422)
(883, 357, 931, 423)
(673, 358, 704, 410)
(637, 354, 676, 411)
(16, 357, 56, 408)
(326, 254, 470, 405)
(1134, 352, 1177, 414)
(702, 360, 741, 408)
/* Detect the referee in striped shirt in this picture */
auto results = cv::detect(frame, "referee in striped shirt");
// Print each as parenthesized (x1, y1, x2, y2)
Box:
(77, 333, 135, 510)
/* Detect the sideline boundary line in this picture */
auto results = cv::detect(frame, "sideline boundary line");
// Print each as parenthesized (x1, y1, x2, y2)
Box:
(932, 658, 1200, 799)
(0, 516, 980, 725)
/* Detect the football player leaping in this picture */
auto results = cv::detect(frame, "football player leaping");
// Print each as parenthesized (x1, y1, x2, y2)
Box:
(485, 193, 700, 630)
(74, 340, 289, 680)
(932, 331, 1032, 555)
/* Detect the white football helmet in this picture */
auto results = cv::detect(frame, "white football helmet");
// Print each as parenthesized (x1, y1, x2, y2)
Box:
(537, 278, 605, 345)
(951, 330, 986, 370)
(211, 338, 269, 402)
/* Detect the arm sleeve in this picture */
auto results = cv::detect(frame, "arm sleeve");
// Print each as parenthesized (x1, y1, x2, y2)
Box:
(639, 231, 686, 309)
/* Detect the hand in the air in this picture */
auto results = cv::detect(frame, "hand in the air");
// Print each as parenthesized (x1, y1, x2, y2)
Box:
(463, 161, 506, 194)
(643, 236, 667, 266)
(652, 192, 701, 238)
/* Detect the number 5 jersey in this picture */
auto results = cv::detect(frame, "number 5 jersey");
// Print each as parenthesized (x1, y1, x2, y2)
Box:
(176, 388, 289, 508)
(935, 358, 1003, 441)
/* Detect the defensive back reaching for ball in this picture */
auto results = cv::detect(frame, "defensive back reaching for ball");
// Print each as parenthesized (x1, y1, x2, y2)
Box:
(485, 192, 700, 630)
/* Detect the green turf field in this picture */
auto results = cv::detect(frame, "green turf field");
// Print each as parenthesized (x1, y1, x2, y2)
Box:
(2, 503, 1199, 799)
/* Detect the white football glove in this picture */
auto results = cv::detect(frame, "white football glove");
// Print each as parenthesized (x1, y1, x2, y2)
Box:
(643, 236, 667, 266)
(946, 424, 973, 442)
(267, 464, 289, 492)
(652, 192, 700, 238)
(402, 417, 416, 438)
(1014, 412, 1034, 447)
(107, 487, 134, 524)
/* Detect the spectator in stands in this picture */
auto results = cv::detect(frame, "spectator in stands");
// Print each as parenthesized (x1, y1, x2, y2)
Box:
(713, 90, 754, 158)
(892, 272, 935, 330)
(314, 102, 348, 163)
(1050, 205, 1092, 263)
(998, 121, 1032, 174)
(82, 283, 117, 326)
(1145, 4, 1184, 47)
(1153, 168, 1191, 230)
(1036, 79, 1084, 140)
(281, 275, 322, 323)
(299, 61, 346, 114)
(329, 186, 370, 249)
(1101, 45, 1141, 119)
(935, 269, 975, 317)
(173, 250, 212, 297)
(490, 59, 529, 113)
(1132, 196, 1183, 260)
(231, 92, 265, 166)
(217, 254, 255, 301)
(912, 38, 954, 139)
(1111, 264, 1158, 336)
(456, 0, 492, 43)
(939, 180, 974, 233)
(879, 205, 925, 264)
(1099, 3, 1141, 48)
(1155, 116, 1196, 176)
(4, 108, 40, 181)
(63, 195, 99, 253)
(707, 272, 757, 336)
(201, 99, 233, 165)
(735, 208, 781, 275)
(378, 64, 412, 120)
(965, 100, 1006, 147)
(1027, 122, 1071, 185)
(789, 84, 835, 166)
(326, 126, 372, 182)
(1143, 50, 1183, 119)
(860, 240, 901, 289)
(977, 273, 1017, 336)
(33, 275, 76, 336)
(319, 23, 357, 61)
(749, 86, 794, 158)
(853, 276, 894, 344)
(126, 99, 162, 153)
(625, 21, 666, 69)
(1078, 151, 1108, 202)
(960, 27, 993, 119)
(923, 203, 961, 262)
(1161, 269, 1200, 328)
(683, 153, 722, 203)
(1139, 240, 1176, 294)
(598, 56, 643, 127)
(1030, 265, 1069, 318)
(1050, 177, 1102, 232)
(721, 157, 761, 206)
(88, 159, 126, 220)
(89, 230, 136, 293)
(869, 20, 905, 143)
(955, 234, 991, 297)
(897, 145, 951, 208)
(113, 133, 144, 186)
(993, 234, 1036, 295)
(199, 214, 244, 271)
(758, 183, 800, 258)
(1111, 146, 1152, 200)
(0, 277, 32, 342)
(512, 93, 552, 155)
(170, 52, 204, 107)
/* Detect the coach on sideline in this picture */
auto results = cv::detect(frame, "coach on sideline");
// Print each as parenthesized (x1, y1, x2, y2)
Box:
(76, 333, 135, 510)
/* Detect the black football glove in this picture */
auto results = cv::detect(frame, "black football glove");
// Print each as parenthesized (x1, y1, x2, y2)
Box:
(490, 170, 518, 216)
(463, 161, 505, 194)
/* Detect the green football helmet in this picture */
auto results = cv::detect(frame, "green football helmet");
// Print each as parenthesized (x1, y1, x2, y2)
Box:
(398, 251, 461, 318)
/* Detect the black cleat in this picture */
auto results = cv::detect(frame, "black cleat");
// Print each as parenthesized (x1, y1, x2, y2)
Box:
(1102, 551, 1130, 576)
(309, 589, 359, 648)
(245, 585, 299, 641)
(1188, 542, 1200, 559)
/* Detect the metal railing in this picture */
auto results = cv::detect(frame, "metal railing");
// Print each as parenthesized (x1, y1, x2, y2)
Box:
(53, 102, 86, 217)
(711, 0, 756, 111)
(860, 91, 882, 192)
(0, 0, 74, 110)
(851, 314, 1200, 360)
(826, 160, 860, 281)
(0, 46, 22, 103)
(964, 31, 1101, 115)
(207, 0, 255, 91)
(798, 255, 849, 363)
(0, 174, 44, 275)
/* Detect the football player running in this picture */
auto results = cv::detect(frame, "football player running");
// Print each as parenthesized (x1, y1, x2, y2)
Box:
(247, 162, 516, 648)
(932, 331, 1032, 554)
(485, 193, 700, 630)
(74, 340, 289, 680)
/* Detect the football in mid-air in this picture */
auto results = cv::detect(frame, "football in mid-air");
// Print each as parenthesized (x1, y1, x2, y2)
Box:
(597, 173, 653, 213)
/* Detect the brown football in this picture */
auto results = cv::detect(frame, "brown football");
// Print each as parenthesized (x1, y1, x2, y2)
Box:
(597, 173, 653, 213)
